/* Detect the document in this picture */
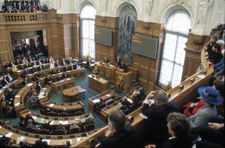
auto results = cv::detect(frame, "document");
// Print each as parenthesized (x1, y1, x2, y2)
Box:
(139, 113, 148, 119)
(5, 132, 14, 138)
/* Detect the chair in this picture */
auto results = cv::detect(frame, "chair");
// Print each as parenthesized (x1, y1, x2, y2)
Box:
(39, 128, 50, 134)
(54, 129, 66, 135)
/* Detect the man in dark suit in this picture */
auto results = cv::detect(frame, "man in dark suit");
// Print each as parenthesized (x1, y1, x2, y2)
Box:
(95, 110, 134, 148)
(31, 66, 37, 73)
(21, 77, 29, 87)
(44, 75, 52, 86)
(119, 63, 127, 72)
(142, 90, 180, 145)
(34, 137, 48, 148)
(54, 60, 60, 67)
(115, 56, 121, 67)
(61, 58, 66, 66)
(38, 64, 44, 71)
(36, 82, 42, 92)
(62, 73, 69, 79)
(104, 57, 109, 63)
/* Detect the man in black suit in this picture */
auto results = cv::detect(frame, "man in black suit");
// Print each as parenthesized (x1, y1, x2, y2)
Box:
(119, 63, 127, 72)
(104, 57, 109, 63)
(95, 110, 134, 148)
(38, 64, 44, 71)
(142, 90, 180, 145)
(115, 56, 121, 67)
(36, 82, 42, 92)
(31, 66, 37, 73)
(21, 77, 29, 87)
(61, 58, 66, 66)
(44, 75, 52, 86)
(34, 137, 48, 148)
(62, 73, 69, 79)
(54, 60, 60, 67)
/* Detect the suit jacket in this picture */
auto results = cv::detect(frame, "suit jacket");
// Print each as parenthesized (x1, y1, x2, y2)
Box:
(157, 137, 192, 148)
(188, 105, 217, 128)
(44, 77, 52, 85)
(98, 124, 134, 148)
(36, 84, 42, 91)
(116, 60, 121, 67)
(104, 59, 109, 63)
(38, 66, 43, 71)
(142, 102, 180, 143)
(62, 73, 69, 79)
(54, 62, 59, 67)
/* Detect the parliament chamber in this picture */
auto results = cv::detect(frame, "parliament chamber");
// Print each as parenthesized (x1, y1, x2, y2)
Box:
(0, 0, 224, 148)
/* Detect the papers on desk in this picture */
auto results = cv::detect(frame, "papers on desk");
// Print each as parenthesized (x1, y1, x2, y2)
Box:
(0, 135, 2, 138)
(95, 62, 100, 65)
(43, 88, 47, 90)
(139, 113, 148, 119)
(28, 74, 32, 76)
(32, 116, 37, 120)
(43, 139, 50, 145)
(13, 80, 17, 82)
(38, 95, 45, 99)
(17, 136, 26, 144)
(109, 64, 113, 67)
(93, 99, 100, 104)
(75, 117, 79, 121)
(0, 126, 2, 129)
(62, 121, 68, 125)
(67, 78, 71, 80)
(50, 121, 54, 125)
(198, 75, 206, 79)
(38, 118, 44, 123)
(119, 68, 124, 72)
(15, 102, 20, 107)
(17, 70, 22, 72)
(76, 137, 82, 142)
(118, 102, 123, 106)
(105, 94, 111, 97)
(126, 98, 133, 104)
(15, 95, 20, 98)
(48, 104, 54, 107)
(68, 139, 72, 144)
(0, 89, 3, 93)
(26, 83, 33, 87)
(5, 132, 13, 138)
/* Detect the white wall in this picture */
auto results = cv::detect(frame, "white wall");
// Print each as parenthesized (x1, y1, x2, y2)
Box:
(1, 0, 224, 35)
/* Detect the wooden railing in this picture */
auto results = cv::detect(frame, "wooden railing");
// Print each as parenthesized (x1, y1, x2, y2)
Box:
(73, 44, 212, 147)
(0, 12, 50, 24)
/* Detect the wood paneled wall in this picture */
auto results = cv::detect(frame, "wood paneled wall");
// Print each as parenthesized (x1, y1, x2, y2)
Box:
(95, 16, 118, 62)
(182, 33, 208, 80)
(133, 21, 162, 90)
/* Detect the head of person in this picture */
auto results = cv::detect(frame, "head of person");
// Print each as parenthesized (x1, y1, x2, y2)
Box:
(216, 39, 224, 47)
(210, 34, 218, 43)
(198, 86, 222, 107)
(117, 56, 120, 61)
(167, 112, 191, 138)
(212, 43, 221, 52)
(154, 90, 168, 106)
(213, 80, 224, 97)
(108, 110, 126, 133)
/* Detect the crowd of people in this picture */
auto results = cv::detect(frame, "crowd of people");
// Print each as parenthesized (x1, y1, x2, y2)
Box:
(89, 33, 224, 148)
(0, 0, 48, 13)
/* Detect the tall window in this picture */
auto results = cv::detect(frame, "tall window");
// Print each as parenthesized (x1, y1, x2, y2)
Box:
(159, 10, 191, 88)
(80, 5, 96, 59)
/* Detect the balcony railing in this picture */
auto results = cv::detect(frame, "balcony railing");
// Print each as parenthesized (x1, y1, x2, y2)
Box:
(0, 12, 50, 24)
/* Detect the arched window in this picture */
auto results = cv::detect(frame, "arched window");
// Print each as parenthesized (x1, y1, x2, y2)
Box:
(80, 5, 96, 59)
(159, 10, 191, 88)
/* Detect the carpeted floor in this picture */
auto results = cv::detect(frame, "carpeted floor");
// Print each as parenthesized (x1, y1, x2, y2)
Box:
(1, 68, 141, 131)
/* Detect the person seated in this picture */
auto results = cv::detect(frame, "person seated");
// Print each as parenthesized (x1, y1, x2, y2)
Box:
(195, 116, 224, 148)
(29, 91, 39, 108)
(31, 66, 37, 73)
(145, 112, 192, 148)
(38, 59, 42, 65)
(15, 58, 21, 65)
(119, 62, 127, 72)
(8, 60, 15, 67)
(213, 50, 224, 80)
(21, 77, 29, 87)
(0, 135, 10, 148)
(67, 65, 73, 71)
(38, 64, 44, 71)
(34, 137, 48, 148)
(24, 63, 29, 68)
(32, 73, 40, 82)
(6, 73, 13, 82)
(188, 86, 222, 129)
(142, 90, 180, 144)
(68, 56, 73, 64)
(61, 58, 66, 66)
(116, 74, 124, 93)
(95, 110, 133, 148)
(28, 56, 33, 63)
(204, 35, 218, 57)
(49, 56, 55, 63)
(104, 57, 109, 63)
(3, 75, 10, 85)
(34, 54, 39, 61)
(44, 75, 52, 86)
(93, 65, 99, 75)
(73, 62, 78, 69)
(57, 123, 66, 130)
(50, 69, 57, 75)
(86, 58, 92, 69)
(36, 82, 42, 92)
(209, 43, 223, 65)
(56, 75, 63, 81)
(183, 80, 224, 117)
(5, 88, 15, 101)
(115, 56, 121, 67)
(62, 73, 69, 79)
(22, 57, 28, 65)
(54, 60, 60, 67)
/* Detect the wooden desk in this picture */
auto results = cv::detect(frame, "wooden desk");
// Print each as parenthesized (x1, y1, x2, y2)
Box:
(115, 70, 133, 92)
(88, 75, 109, 93)
(51, 78, 75, 93)
(63, 86, 86, 102)
(40, 100, 85, 116)
(14, 83, 35, 116)
(0, 120, 97, 147)
(88, 90, 115, 112)
(100, 97, 123, 123)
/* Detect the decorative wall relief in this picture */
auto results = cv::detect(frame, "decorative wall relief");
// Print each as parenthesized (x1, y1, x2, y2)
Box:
(118, 5, 137, 65)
